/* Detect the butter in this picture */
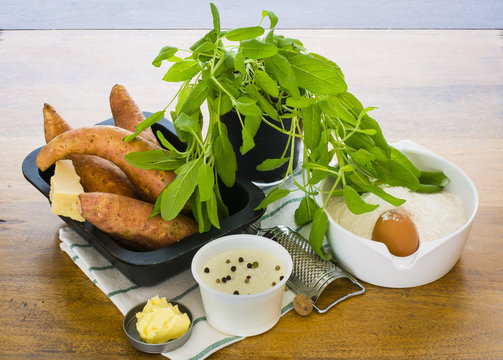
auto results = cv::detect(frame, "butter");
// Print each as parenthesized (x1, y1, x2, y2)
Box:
(49, 159, 85, 221)
(136, 296, 191, 344)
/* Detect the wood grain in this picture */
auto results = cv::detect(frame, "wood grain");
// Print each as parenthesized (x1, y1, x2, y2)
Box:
(1, 29, 502, 359)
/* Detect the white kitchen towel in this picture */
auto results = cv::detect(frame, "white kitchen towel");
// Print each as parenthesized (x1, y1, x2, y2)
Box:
(58, 169, 315, 360)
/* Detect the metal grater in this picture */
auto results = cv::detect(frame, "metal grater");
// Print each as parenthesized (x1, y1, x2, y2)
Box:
(249, 223, 365, 313)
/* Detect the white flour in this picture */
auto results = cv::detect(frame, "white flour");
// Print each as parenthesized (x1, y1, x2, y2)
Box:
(325, 186, 466, 242)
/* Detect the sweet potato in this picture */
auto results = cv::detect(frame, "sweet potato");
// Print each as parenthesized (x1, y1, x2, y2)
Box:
(109, 84, 160, 145)
(43, 104, 138, 198)
(36, 125, 175, 203)
(78, 192, 198, 251)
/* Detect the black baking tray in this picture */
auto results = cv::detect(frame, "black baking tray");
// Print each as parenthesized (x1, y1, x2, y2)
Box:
(22, 115, 265, 286)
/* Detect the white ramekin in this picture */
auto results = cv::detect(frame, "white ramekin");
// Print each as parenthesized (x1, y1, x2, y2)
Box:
(191, 234, 293, 336)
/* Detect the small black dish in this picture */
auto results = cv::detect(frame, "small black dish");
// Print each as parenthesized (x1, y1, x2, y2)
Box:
(123, 300, 193, 354)
(22, 114, 265, 286)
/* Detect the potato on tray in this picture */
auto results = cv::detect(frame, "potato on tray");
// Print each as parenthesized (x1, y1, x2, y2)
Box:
(38, 85, 198, 251)
(44, 103, 138, 198)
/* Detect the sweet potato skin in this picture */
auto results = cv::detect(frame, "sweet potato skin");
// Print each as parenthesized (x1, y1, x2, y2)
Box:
(78, 192, 198, 251)
(36, 125, 175, 203)
(43, 104, 138, 198)
(110, 84, 160, 145)
(43, 103, 72, 143)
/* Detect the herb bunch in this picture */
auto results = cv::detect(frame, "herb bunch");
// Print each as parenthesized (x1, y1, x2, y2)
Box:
(125, 3, 449, 258)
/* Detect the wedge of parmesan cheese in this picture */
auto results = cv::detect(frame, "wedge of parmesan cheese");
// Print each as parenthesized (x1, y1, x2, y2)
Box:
(49, 159, 85, 222)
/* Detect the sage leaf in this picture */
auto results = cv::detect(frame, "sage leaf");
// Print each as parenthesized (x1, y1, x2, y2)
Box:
(225, 26, 265, 41)
(234, 49, 246, 75)
(212, 123, 237, 187)
(284, 53, 347, 95)
(206, 191, 221, 229)
(244, 83, 280, 121)
(256, 157, 288, 171)
(190, 29, 217, 51)
(161, 158, 202, 220)
(294, 196, 320, 226)
(197, 162, 215, 202)
(236, 97, 262, 117)
(264, 53, 300, 99)
(419, 171, 450, 187)
(286, 96, 314, 108)
(123, 111, 165, 142)
(302, 103, 321, 150)
(358, 184, 406, 207)
(255, 187, 291, 210)
(309, 208, 331, 260)
(343, 184, 379, 215)
(125, 149, 184, 171)
(152, 46, 178, 67)
(240, 127, 255, 155)
(240, 39, 278, 59)
(179, 80, 210, 116)
(261, 10, 278, 28)
(254, 69, 279, 97)
(374, 159, 420, 190)
(163, 60, 200, 82)
(210, 2, 220, 34)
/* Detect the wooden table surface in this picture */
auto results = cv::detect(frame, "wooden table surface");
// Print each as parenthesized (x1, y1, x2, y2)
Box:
(1, 29, 502, 359)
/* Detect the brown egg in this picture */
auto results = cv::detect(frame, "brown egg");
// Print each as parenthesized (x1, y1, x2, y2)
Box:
(372, 208, 419, 257)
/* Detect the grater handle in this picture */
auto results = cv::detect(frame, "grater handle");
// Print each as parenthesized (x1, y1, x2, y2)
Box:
(313, 280, 365, 314)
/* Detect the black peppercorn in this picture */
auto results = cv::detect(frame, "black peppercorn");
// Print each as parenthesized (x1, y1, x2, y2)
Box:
(231, 266, 236, 272)
(233, 291, 239, 295)
(204, 267, 210, 273)
(247, 263, 252, 268)
(222, 277, 227, 283)
(238, 257, 244, 262)
(226, 275, 231, 280)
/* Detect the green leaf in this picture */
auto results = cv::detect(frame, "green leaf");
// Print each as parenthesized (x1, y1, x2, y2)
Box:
(294, 196, 320, 226)
(210, 3, 221, 34)
(174, 112, 199, 134)
(261, 10, 278, 28)
(125, 149, 184, 171)
(162, 60, 201, 82)
(191, 189, 212, 233)
(301, 103, 321, 150)
(264, 53, 300, 99)
(240, 39, 278, 59)
(283, 53, 347, 95)
(358, 184, 406, 207)
(206, 191, 221, 229)
(309, 208, 331, 260)
(160, 158, 202, 220)
(255, 187, 291, 210)
(234, 49, 246, 75)
(190, 29, 217, 51)
(419, 171, 450, 187)
(225, 26, 265, 41)
(235, 97, 262, 117)
(343, 184, 379, 215)
(244, 113, 262, 139)
(152, 46, 178, 67)
(240, 127, 255, 155)
(286, 96, 314, 108)
(390, 147, 421, 178)
(123, 111, 165, 142)
(254, 69, 279, 97)
(244, 83, 280, 121)
(179, 80, 210, 116)
(212, 123, 237, 187)
(308, 52, 344, 79)
(256, 157, 288, 171)
(374, 159, 421, 191)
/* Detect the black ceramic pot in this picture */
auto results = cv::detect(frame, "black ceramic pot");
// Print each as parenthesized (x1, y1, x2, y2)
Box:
(221, 110, 301, 184)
